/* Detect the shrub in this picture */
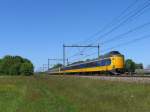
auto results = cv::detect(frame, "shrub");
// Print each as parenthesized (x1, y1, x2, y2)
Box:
(125, 59, 136, 73)
(20, 62, 34, 76)
(0, 55, 34, 76)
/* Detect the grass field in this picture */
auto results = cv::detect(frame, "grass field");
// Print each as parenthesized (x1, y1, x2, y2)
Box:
(0, 75, 150, 112)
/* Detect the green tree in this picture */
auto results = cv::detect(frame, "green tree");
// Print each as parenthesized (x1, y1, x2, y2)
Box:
(86, 59, 91, 62)
(125, 59, 136, 74)
(52, 63, 63, 69)
(0, 55, 13, 75)
(0, 55, 34, 76)
(135, 63, 143, 69)
(0, 59, 2, 74)
(9, 64, 20, 75)
(20, 62, 34, 76)
(14, 56, 24, 63)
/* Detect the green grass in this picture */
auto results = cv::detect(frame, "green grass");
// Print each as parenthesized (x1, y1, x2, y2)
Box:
(0, 75, 150, 112)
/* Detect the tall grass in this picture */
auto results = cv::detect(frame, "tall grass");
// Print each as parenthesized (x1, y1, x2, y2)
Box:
(0, 75, 150, 112)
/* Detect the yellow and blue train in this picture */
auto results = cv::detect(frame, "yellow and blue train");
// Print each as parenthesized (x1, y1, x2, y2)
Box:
(49, 51, 125, 75)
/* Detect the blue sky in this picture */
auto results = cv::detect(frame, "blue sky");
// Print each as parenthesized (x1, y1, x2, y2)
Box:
(0, 0, 150, 70)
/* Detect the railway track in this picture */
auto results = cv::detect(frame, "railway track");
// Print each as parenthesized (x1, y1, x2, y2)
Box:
(98, 74, 150, 78)
(76, 75, 150, 83)
(61, 74, 150, 77)
(51, 74, 150, 83)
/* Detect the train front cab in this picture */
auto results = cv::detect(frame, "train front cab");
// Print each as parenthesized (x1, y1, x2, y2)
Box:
(110, 55, 125, 74)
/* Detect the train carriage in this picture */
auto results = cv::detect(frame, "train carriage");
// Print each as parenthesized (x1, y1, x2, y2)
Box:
(49, 51, 125, 75)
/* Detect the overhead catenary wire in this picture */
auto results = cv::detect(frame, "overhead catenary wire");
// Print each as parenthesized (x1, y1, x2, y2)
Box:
(69, 20, 150, 60)
(102, 34, 150, 53)
(71, 21, 150, 59)
(72, 34, 150, 62)
(68, 0, 140, 58)
(102, 21, 150, 45)
(87, 0, 150, 45)
(68, 0, 150, 60)
(78, 0, 150, 56)
(70, 51, 98, 63)
(76, 0, 140, 45)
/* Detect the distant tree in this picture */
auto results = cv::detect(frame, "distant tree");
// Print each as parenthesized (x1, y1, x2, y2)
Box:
(52, 63, 63, 69)
(135, 63, 143, 69)
(0, 55, 13, 75)
(0, 55, 34, 76)
(23, 58, 32, 63)
(9, 63, 21, 75)
(0, 59, 2, 74)
(20, 62, 34, 76)
(86, 59, 91, 62)
(125, 59, 136, 74)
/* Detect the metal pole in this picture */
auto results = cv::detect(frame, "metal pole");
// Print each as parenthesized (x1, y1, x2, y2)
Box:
(98, 44, 100, 58)
(67, 58, 69, 65)
(63, 44, 66, 67)
(48, 59, 49, 70)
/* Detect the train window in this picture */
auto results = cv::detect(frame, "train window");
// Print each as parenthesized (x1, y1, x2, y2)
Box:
(105, 59, 111, 66)
(63, 58, 111, 70)
(87, 62, 97, 68)
(86, 63, 91, 67)
(98, 59, 111, 66)
(79, 64, 85, 68)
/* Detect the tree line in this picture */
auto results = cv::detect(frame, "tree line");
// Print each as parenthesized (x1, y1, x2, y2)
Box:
(0, 55, 34, 76)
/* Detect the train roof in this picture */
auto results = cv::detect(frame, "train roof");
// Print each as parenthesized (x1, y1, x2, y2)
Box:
(65, 51, 123, 68)
(100, 51, 122, 58)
